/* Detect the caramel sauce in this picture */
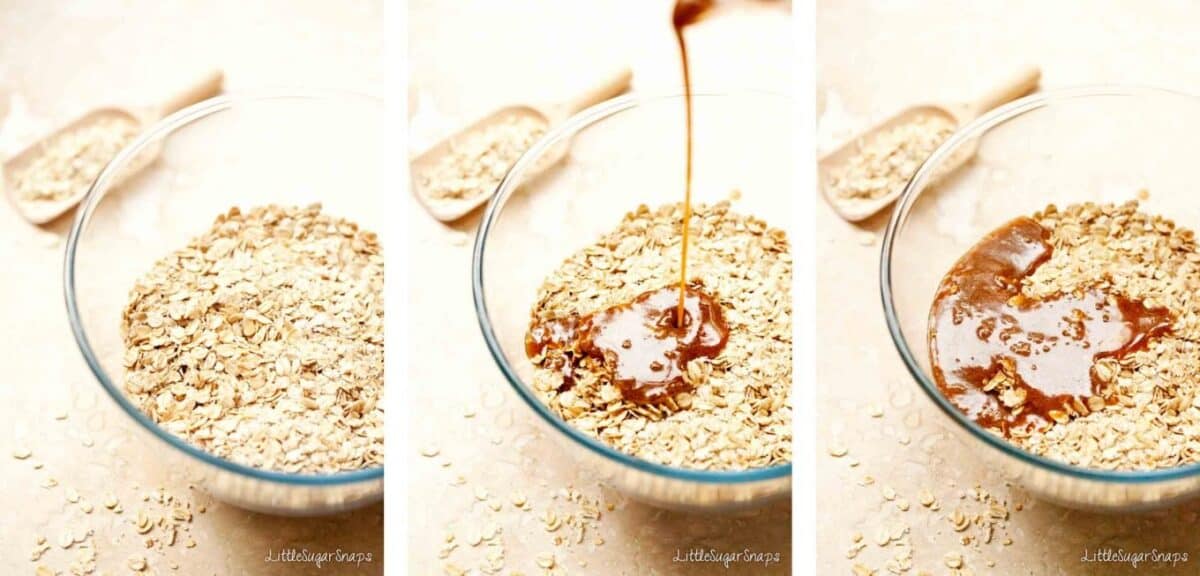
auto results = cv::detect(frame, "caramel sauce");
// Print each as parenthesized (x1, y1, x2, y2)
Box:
(929, 216, 1173, 435)
(526, 283, 729, 404)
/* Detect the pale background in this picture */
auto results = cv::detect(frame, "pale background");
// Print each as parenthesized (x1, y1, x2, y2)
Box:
(0, 2, 383, 575)
(408, 1, 793, 574)
(818, 1, 1200, 575)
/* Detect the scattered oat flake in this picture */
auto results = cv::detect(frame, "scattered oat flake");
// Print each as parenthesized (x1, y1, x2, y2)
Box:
(13, 447, 32, 459)
(918, 489, 935, 507)
(875, 527, 892, 547)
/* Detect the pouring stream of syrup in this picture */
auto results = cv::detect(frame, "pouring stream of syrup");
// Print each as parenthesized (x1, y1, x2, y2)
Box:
(672, 0, 714, 326)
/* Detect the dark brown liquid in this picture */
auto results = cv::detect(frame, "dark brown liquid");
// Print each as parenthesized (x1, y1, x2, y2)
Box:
(672, 0, 714, 325)
(929, 216, 1173, 435)
(527, 283, 729, 404)
(523, 1, 728, 406)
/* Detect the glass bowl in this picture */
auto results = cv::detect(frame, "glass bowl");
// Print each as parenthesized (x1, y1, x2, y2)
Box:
(472, 93, 792, 511)
(65, 93, 383, 516)
(882, 86, 1200, 511)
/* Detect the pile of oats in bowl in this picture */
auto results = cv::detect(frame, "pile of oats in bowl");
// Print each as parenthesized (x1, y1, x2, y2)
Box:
(931, 199, 1200, 471)
(121, 204, 384, 474)
(525, 199, 792, 470)
(1015, 201, 1200, 470)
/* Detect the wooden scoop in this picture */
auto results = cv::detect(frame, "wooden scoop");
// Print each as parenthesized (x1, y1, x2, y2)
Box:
(820, 66, 1041, 223)
(4, 69, 224, 225)
(411, 67, 633, 223)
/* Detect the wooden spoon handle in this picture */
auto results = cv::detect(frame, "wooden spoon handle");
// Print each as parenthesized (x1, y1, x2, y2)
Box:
(155, 69, 225, 119)
(557, 67, 634, 117)
(967, 65, 1041, 118)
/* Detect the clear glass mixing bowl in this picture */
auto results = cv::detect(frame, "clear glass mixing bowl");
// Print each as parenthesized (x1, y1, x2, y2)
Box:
(882, 86, 1200, 511)
(65, 93, 383, 516)
(473, 93, 792, 511)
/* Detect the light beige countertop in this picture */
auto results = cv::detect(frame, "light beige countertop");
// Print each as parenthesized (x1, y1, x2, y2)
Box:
(818, 2, 1200, 575)
(0, 2, 383, 575)
(407, 1, 792, 574)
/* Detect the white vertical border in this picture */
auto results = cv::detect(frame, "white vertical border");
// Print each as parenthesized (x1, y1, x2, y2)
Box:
(384, 0, 409, 574)
(792, 0, 817, 574)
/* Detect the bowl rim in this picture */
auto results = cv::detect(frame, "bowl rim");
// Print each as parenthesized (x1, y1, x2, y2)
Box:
(472, 91, 793, 484)
(64, 92, 384, 486)
(880, 84, 1200, 484)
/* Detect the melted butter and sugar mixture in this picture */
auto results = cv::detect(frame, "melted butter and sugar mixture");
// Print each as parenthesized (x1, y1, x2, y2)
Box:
(523, 0, 729, 406)
(526, 282, 729, 404)
(671, 0, 714, 324)
(929, 216, 1173, 435)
